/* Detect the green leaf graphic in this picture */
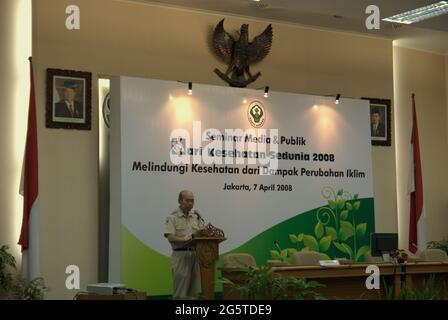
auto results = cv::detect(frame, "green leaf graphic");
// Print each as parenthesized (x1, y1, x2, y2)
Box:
(341, 243, 354, 259)
(303, 235, 319, 252)
(334, 242, 349, 255)
(289, 234, 298, 244)
(340, 210, 349, 220)
(319, 236, 332, 252)
(328, 200, 337, 209)
(325, 227, 338, 240)
(315, 222, 324, 239)
(270, 250, 280, 259)
(339, 221, 355, 241)
(337, 189, 344, 196)
(356, 245, 370, 262)
(356, 223, 367, 237)
(337, 199, 346, 210)
(346, 202, 353, 210)
(320, 253, 331, 260)
(297, 233, 304, 242)
(354, 193, 359, 200)
(353, 201, 361, 210)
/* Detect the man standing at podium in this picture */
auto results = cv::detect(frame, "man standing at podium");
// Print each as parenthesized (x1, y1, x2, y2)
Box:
(164, 190, 204, 299)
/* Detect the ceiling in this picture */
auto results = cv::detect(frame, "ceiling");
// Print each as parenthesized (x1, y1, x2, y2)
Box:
(132, 0, 448, 54)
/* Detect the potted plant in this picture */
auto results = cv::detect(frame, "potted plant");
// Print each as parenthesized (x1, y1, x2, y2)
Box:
(427, 239, 448, 254)
(0, 245, 48, 300)
(222, 265, 325, 300)
(384, 274, 445, 300)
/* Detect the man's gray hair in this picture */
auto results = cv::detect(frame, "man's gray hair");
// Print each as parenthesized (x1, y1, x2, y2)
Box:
(178, 190, 193, 202)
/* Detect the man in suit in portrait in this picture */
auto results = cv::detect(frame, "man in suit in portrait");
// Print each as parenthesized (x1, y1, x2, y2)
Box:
(370, 107, 385, 137)
(55, 82, 84, 118)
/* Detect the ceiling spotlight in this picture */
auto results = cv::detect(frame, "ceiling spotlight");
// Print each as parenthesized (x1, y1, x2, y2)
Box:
(264, 86, 270, 98)
(335, 94, 341, 105)
(383, 1, 448, 24)
(188, 82, 192, 95)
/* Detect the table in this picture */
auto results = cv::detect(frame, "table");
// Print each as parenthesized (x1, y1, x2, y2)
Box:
(221, 262, 448, 299)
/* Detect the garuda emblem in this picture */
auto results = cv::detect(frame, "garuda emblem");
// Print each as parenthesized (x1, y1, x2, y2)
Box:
(212, 19, 273, 88)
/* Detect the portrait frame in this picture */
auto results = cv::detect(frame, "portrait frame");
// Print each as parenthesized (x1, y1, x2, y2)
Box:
(362, 97, 392, 146)
(46, 68, 92, 130)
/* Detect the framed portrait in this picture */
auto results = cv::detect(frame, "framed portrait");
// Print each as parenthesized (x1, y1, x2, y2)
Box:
(362, 97, 392, 146)
(46, 68, 92, 130)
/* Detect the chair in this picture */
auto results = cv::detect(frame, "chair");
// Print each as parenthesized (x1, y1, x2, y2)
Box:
(419, 249, 448, 262)
(364, 251, 384, 263)
(222, 253, 256, 268)
(292, 251, 323, 265)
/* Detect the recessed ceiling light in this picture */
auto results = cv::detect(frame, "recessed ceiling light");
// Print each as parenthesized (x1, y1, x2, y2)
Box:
(382, 1, 448, 24)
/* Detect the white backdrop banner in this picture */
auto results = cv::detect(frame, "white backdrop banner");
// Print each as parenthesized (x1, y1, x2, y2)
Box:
(111, 76, 375, 295)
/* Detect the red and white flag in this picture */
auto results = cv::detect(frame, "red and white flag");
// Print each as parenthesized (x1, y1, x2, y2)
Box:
(18, 57, 40, 279)
(408, 94, 426, 254)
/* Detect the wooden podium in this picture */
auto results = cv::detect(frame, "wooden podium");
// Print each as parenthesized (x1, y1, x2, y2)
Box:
(188, 224, 225, 300)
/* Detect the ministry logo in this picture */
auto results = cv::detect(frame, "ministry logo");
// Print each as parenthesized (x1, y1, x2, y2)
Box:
(247, 101, 266, 128)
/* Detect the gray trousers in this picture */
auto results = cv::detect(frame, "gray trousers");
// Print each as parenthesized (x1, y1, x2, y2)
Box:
(171, 251, 200, 298)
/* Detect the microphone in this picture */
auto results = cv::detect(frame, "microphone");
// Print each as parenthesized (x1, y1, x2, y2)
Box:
(273, 240, 282, 252)
(194, 210, 205, 223)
